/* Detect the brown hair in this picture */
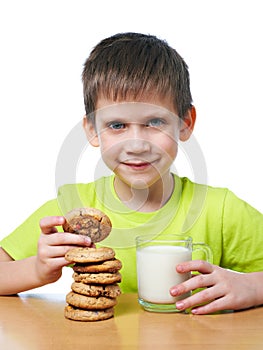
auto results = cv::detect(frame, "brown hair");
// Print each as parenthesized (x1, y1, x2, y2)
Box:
(82, 32, 192, 121)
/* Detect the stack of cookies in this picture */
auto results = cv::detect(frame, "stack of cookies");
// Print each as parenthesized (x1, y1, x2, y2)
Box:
(64, 246, 122, 321)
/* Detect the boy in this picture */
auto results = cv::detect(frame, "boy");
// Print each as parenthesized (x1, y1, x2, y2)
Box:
(0, 32, 262, 315)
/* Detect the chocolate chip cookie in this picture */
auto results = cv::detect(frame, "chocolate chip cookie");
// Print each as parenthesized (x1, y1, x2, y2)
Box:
(72, 258, 122, 273)
(65, 247, 115, 263)
(66, 291, 117, 310)
(64, 305, 114, 321)
(63, 207, 112, 242)
(73, 271, 122, 284)
(71, 282, 121, 298)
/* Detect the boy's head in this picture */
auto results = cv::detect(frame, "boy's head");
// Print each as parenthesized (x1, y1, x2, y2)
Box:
(82, 32, 193, 122)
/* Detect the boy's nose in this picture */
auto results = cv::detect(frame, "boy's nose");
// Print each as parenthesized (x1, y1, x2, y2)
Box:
(126, 137, 151, 153)
(125, 126, 151, 153)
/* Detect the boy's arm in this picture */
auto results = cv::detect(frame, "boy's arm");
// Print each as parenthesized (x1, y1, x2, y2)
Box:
(170, 260, 263, 314)
(0, 216, 92, 295)
(0, 252, 45, 295)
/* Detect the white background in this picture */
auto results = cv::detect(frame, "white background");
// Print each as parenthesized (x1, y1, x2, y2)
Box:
(0, 1, 262, 291)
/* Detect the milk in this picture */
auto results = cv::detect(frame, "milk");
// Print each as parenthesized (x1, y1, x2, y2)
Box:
(136, 245, 191, 304)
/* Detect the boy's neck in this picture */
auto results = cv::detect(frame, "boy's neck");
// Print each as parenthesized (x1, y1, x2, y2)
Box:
(114, 172, 174, 212)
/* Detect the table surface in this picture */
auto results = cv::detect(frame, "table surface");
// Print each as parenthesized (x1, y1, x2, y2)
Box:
(0, 293, 263, 350)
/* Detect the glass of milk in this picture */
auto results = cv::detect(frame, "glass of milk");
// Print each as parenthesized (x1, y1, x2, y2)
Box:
(136, 234, 212, 313)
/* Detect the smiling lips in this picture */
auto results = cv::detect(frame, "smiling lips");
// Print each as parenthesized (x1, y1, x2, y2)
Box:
(121, 161, 154, 171)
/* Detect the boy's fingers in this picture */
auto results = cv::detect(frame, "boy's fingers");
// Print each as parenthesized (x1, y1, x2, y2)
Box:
(39, 216, 65, 234)
(176, 260, 214, 274)
(39, 216, 94, 247)
(44, 231, 92, 246)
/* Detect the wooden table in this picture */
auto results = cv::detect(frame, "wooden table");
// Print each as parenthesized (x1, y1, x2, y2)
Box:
(0, 293, 263, 349)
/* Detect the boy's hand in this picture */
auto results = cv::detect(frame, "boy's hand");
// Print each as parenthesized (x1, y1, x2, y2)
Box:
(170, 260, 260, 314)
(36, 216, 93, 285)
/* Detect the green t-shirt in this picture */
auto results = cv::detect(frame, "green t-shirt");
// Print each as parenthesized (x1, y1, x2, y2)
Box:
(1, 174, 262, 293)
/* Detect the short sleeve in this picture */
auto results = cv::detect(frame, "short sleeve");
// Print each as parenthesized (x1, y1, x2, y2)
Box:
(220, 190, 263, 272)
(0, 199, 61, 260)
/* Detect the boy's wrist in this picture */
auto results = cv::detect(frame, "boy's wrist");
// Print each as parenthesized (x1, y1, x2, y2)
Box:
(249, 272, 263, 307)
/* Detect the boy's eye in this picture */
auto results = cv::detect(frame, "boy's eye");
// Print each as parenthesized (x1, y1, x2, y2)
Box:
(146, 118, 165, 127)
(108, 121, 125, 130)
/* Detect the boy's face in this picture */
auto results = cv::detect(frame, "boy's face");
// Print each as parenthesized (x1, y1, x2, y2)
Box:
(83, 95, 195, 189)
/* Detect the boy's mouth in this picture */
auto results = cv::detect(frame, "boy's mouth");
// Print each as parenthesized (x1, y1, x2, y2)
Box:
(121, 160, 154, 170)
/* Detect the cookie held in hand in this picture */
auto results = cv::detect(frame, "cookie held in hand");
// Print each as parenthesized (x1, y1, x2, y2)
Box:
(63, 207, 112, 242)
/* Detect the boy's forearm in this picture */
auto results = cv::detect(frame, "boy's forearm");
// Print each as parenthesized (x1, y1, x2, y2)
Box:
(0, 256, 44, 295)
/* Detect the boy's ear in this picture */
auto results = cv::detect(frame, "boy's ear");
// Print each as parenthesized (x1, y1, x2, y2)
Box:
(179, 106, 196, 141)
(82, 116, 100, 147)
